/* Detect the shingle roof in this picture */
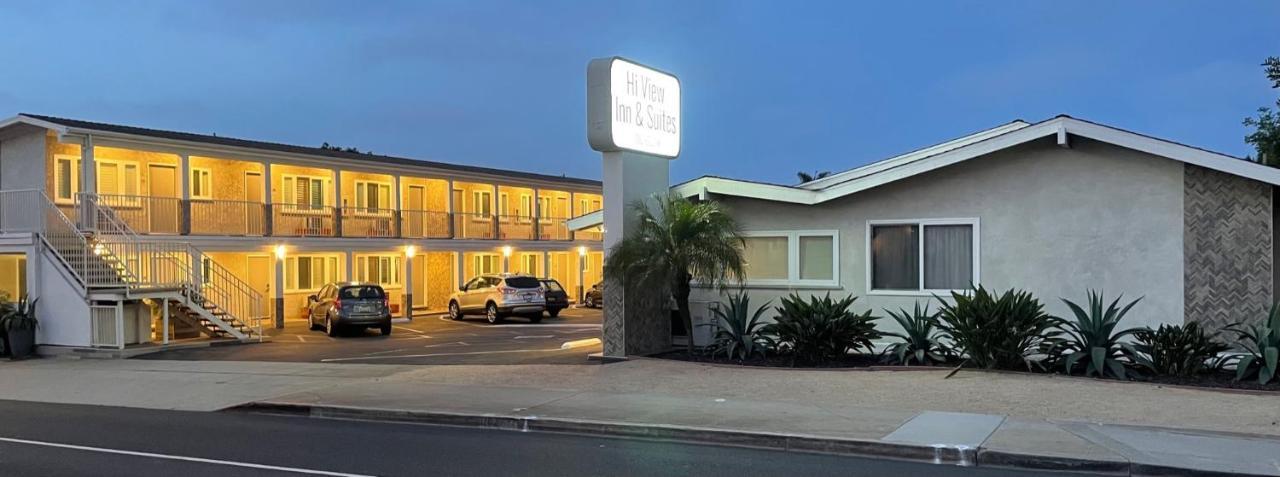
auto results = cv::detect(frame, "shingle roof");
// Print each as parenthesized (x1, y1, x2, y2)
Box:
(19, 113, 601, 188)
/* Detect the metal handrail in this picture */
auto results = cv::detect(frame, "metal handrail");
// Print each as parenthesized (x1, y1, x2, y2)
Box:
(79, 193, 264, 339)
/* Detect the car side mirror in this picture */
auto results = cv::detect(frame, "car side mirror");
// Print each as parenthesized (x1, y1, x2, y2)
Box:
(458, 286, 466, 292)
(307, 294, 318, 302)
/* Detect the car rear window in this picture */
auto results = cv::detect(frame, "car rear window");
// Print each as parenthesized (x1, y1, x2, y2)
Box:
(504, 276, 541, 289)
(541, 280, 564, 292)
(340, 286, 386, 299)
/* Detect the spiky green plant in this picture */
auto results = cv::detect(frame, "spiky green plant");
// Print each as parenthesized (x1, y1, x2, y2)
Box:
(880, 302, 949, 366)
(705, 291, 773, 361)
(763, 293, 880, 366)
(935, 285, 1061, 374)
(1049, 291, 1144, 379)
(1225, 303, 1280, 384)
(1131, 323, 1229, 377)
(0, 295, 37, 332)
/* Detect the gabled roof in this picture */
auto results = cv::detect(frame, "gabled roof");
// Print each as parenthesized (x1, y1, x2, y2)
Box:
(1, 113, 601, 188)
(673, 115, 1280, 205)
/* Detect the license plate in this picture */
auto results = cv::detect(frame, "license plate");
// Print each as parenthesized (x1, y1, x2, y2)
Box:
(355, 304, 374, 313)
(520, 292, 536, 301)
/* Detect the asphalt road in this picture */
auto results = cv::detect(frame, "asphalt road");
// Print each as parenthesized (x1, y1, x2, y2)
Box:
(138, 307, 603, 365)
(0, 400, 1101, 477)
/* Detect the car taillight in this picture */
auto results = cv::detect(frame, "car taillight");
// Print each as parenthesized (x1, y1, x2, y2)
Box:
(334, 298, 342, 309)
(382, 297, 389, 308)
(500, 285, 517, 295)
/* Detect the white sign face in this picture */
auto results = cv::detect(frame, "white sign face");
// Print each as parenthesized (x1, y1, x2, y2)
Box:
(588, 57, 681, 158)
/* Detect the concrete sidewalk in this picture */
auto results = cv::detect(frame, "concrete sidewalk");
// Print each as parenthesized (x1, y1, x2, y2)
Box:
(2, 358, 1278, 475)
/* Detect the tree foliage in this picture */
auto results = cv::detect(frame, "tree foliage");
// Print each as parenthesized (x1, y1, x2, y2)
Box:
(1245, 57, 1280, 166)
(796, 171, 832, 183)
(604, 193, 745, 354)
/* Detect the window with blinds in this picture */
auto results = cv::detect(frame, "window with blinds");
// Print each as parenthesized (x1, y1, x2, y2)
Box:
(54, 156, 79, 202)
(282, 175, 327, 210)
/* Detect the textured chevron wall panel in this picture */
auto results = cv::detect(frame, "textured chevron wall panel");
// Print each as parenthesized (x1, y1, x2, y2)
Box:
(1184, 164, 1273, 332)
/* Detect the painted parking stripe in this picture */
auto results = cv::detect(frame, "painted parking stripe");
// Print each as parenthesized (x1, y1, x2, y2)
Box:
(514, 335, 554, 339)
(393, 326, 427, 334)
(0, 436, 375, 477)
(435, 316, 600, 329)
(321, 348, 570, 362)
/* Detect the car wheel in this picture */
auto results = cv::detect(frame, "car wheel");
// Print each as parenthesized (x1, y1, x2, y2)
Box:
(584, 296, 595, 308)
(326, 315, 338, 337)
(308, 314, 321, 331)
(486, 303, 502, 324)
(548, 308, 561, 318)
(380, 322, 392, 336)
(529, 314, 542, 324)
(448, 301, 464, 320)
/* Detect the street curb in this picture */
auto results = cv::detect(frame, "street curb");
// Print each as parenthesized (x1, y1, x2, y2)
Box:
(221, 401, 1247, 475)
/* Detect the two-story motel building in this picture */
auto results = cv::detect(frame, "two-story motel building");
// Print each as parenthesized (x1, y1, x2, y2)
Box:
(0, 114, 605, 350)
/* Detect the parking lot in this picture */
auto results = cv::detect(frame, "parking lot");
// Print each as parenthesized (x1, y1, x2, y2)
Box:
(139, 307, 603, 365)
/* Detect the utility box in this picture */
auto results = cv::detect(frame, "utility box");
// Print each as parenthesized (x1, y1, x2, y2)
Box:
(672, 299, 718, 348)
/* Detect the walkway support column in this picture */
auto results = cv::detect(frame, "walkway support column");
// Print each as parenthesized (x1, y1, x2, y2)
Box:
(79, 135, 97, 230)
(273, 246, 285, 329)
(403, 247, 414, 320)
(179, 154, 191, 235)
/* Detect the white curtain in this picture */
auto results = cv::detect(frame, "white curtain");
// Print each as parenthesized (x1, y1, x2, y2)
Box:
(924, 224, 973, 290)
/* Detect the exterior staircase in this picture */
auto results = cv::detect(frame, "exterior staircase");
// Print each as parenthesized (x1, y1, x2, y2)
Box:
(0, 189, 264, 344)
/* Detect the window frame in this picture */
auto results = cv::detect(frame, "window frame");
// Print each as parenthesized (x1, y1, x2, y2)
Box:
(280, 173, 331, 212)
(471, 253, 499, 276)
(284, 255, 340, 293)
(738, 230, 840, 288)
(53, 155, 81, 204)
(355, 254, 401, 287)
(190, 167, 213, 200)
(353, 180, 393, 214)
(865, 218, 980, 296)
(471, 190, 493, 221)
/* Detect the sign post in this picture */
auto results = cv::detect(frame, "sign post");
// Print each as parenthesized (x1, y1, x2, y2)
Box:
(587, 57, 680, 359)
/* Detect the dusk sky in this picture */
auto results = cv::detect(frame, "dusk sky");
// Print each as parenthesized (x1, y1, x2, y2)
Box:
(2, 1, 1277, 185)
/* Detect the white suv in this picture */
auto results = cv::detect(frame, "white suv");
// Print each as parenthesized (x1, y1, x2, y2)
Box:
(448, 273, 546, 324)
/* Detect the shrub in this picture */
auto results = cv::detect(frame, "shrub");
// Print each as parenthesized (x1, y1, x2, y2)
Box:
(764, 293, 880, 366)
(1048, 291, 1144, 379)
(935, 285, 1061, 373)
(1225, 303, 1280, 384)
(881, 302, 949, 366)
(1131, 323, 1229, 377)
(705, 291, 773, 361)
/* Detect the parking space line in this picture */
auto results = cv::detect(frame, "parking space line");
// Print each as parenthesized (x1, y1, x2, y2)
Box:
(296, 335, 306, 342)
(515, 335, 554, 339)
(0, 436, 375, 477)
(393, 326, 427, 334)
(321, 348, 573, 362)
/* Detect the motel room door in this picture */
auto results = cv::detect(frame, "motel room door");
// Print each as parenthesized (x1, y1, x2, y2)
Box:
(148, 164, 180, 234)
(247, 255, 271, 307)
(405, 185, 425, 237)
(244, 172, 264, 235)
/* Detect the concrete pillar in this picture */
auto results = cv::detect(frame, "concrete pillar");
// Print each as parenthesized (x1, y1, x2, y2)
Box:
(532, 188, 541, 240)
(455, 251, 464, 291)
(446, 179, 455, 238)
(491, 184, 499, 239)
(345, 251, 354, 282)
(577, 248, 586, 302)
(263, 162, 273, 236)
(332, 169, 343, 237)
(273, 249, 285, 329)
(79, 135, 97, 230)
(403, 251, 414, 320)
(179, 154, 191, 235)
(543, 251, 550, 279)
(602, 150, 671, 358)
(393, 175, 402, 238)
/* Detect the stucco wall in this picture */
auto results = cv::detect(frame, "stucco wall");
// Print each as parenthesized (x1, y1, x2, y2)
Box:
(694, 137, 1187, 332)
(1183, 164, 1274, 331)
(0, 130, 47, 192)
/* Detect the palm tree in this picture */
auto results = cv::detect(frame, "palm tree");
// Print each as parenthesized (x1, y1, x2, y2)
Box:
(796, 170, 832, 184)
(605, 193, 746, 354)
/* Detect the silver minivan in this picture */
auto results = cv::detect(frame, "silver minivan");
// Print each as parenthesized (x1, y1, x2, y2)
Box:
(447, 273, 545, 324)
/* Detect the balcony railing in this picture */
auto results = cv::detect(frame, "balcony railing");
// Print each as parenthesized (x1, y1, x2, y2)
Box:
(189, 199, 266, 236)
(342, 207, 397, 238)
(497, 214, 535, 240)
(51, 193, 598, 241)
(273, 203, 337, 237)
(452, 212, 494, 239)
(538, 216, 571, 241)
(400, 209, 451, 239)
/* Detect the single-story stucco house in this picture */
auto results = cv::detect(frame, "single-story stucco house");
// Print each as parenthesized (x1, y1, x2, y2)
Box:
(661, 115, 1279, 335)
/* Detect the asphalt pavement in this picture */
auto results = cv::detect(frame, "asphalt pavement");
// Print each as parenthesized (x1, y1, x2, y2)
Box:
(0, 400, 1095, 477)
(138, 307, 603, 365)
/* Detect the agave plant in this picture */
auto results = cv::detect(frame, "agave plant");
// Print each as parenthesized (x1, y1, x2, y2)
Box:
(1131, 323, 1229, 377)
(935, 285, 1061, 374)
(1049, 291, 1144, 379)
(880, 303, 949, 366)
(763, 293, 880, 366)
(705, 291, 773, 361)
(1225, 303, 1280, 385)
